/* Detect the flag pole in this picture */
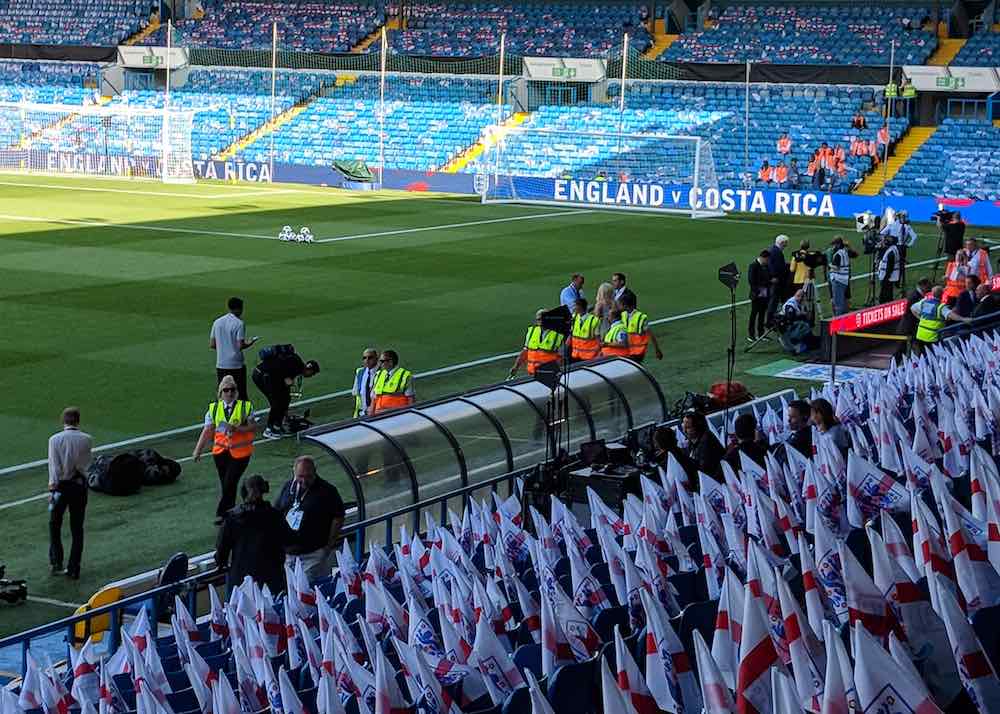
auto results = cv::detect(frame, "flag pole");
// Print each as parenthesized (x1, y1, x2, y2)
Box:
(379, 27, 387, 188)
(269, 21, 278, 181)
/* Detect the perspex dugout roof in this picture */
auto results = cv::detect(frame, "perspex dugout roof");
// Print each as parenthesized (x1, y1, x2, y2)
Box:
(302, 357, 666, 538)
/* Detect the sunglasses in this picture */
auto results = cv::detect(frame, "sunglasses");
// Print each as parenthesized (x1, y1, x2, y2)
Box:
(222, 387, 236, 393)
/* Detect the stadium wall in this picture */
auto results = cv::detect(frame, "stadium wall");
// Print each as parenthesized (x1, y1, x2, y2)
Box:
(190, 159, 1000, 226)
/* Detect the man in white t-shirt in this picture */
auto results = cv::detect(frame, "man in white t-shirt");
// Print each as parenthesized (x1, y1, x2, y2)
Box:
(210, 297, 258, 399)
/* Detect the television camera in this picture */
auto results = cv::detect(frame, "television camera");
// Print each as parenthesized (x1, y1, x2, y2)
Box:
(855, 211, 882, 254)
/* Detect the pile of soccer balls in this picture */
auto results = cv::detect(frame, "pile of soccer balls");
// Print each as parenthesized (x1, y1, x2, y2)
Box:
(279, 225, 314, 243)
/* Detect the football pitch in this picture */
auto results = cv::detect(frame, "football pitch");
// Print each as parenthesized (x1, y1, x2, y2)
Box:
(0, 174, 978, 638)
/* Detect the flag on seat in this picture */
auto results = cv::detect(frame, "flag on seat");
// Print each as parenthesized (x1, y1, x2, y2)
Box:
(736, 591, 781, 714)
(642, 590, 701, 714)
(851, 624, 942, 714)
(470, 603, 524, 706)
(693, 630, 735, 714)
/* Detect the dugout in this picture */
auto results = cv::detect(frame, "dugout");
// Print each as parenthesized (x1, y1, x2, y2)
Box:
(302, 356, 665, 548)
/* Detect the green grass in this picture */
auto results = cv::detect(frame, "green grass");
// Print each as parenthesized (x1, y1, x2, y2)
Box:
(0, 174, 987, 638)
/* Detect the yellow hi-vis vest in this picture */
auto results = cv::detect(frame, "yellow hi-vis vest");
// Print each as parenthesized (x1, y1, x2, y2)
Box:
(570, 313, 601, 360)
(372, 367, 413, 413)
(916, 299, 947, 344)
(622, 309, 651, 358)
(523, 325, 564, 374)
(209, 400, 254, 458)
(601, 321, 631, 357)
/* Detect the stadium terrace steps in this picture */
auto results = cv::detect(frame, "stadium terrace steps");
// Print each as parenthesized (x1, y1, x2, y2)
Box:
(853, 126, 936, 196)
(642, 31, 677, 60)
(122, 14, 159, 45)
(927, 37, 966, 65)
(440, 110, 530, 173)
(351, 25, 384, 52)
(216, 84, 332, 161)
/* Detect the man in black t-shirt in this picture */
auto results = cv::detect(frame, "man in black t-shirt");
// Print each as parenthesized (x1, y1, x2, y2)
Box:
(252, 347, 320, 437)
(274, 455, 346, 580)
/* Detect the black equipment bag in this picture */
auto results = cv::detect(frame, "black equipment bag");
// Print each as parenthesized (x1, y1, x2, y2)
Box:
(87, 453, 143, 496)
(130, 448, 182, 486)
(257, 343, 295, 363)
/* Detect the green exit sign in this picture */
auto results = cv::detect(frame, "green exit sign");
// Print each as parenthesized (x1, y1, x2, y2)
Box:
(936, 76, 966, 90)
(552, 66, 577, 79)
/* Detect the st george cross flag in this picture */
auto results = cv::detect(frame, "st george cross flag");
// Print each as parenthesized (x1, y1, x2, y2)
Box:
(838, 543, 904, 642)
(775, 571, 825, 713)
(566, 537, 610, 621)
(277, 668, 304, 714)
(846, 451, 908, 528)
(938, 487, 1000, 613)
(411, 648, 462, 714)
(929, 574, 1000, 713)
(525, 672, 556, 714)
(736, 590, 781, 714)
(70, 638, 100, 707)
(185, 642, 218, 714)
(819, 621, 851, 714)
(851, 624, 943, 714)
(642, 590, 701, 714)
(2, 686, 24, 714)
(692, 630, 735, 714)
(770, 670, 802, 714)
(540, 585, 573, 677)
(614, 626, 656, 714)
(545, 577, 602, 662)
(813, 515, 848, 625)
(210, 674, 241, 714)
(878, 510, 922, 582)
(315, 665, 346, 714)
(374, 646, 410, 714)
(297, 619, 323, 689)
(712, 567, 744, 691)
(129, 608, 152, 654)
(795, 533, 830, 643)
(600, 653, 635, 714)
(470, 604, 525, 706)
(408, 592, 444, 659)
(38, 662, 75, 714)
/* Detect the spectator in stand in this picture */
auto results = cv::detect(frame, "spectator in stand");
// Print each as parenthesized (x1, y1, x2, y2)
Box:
(834, 159, 848, 191)
(787, 158, 801, 189)
(757, 160, 773, 186)
(776, 132, 791, 156)
(807, 151, 819, 187)
(274, 455, 346, 579)
(956, 275, 981, 317)
(724, 413, 768, 469)
(851, 111, 867, 130)
(973, 283, 1000, 317)
(215, 475, 291, 596)
(782, 399, 812, 460)
(654, 412, 726, 488)
(810, 397, 851, 458)
(869, 138, 880, 163)
(833, 144, 846, 165)
(747, 250, 772, 342)
(962, 236, 993, 282)
(877, 124, 889, 148)
(774, 160, 788, 187)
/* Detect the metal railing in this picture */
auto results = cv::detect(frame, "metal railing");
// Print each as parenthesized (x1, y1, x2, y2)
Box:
(940, 307, 1000, 340)
(0, 466, 527, 679)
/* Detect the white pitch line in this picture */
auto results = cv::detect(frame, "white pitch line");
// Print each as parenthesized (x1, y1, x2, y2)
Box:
(0, 252, 946, 495)
(0, 179, 307, 200)
(27, 595, 83, 609)
(0, 213, 278, 241)
(316, 209, 594, 242)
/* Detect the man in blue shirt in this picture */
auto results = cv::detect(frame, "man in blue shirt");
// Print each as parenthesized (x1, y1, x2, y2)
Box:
(560, 273, 585, 310)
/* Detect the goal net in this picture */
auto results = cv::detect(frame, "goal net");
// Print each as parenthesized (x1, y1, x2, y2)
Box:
(479, 127, 724, 217)
(0, 102, 199, 183)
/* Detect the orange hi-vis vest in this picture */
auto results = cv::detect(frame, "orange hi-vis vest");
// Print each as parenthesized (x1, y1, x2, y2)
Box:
(777, 137, 791, 154)
(970, 248, 991, 283)
(209, 400, 255, 458)
(774, 165, 788, 183)
(523, 325, 564, 374)
(622, 309, 651, 358)
(878, 126, 889, 145)
(758, 166, 773, 182)
(570, 313, 601, 360)
(372, 367, 414, 413)
(942, 261, 966, 302)
(601, 321, 631, 357)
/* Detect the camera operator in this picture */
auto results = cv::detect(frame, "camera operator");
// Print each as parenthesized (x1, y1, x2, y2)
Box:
(877, 234, 901, 303)
(940, 210, 966, 258)
(880, 211, 917, 285)
(962, 236, 993, 283)
(829, 236, 857, 315)
(778, 289, 815, 355)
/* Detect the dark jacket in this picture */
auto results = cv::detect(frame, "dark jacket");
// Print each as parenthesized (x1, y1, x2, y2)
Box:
(767, 245, 788, 284)
(897, 286, 926, 335)
(216, 501, 293, 594)
(725, 438, 768, 471)
(747, 260, 772, 299)
(973, 293, 1000, 318)
(783, 427, 812, 460)
(956, 289, 977, 318)
(672, 430, 727, 489)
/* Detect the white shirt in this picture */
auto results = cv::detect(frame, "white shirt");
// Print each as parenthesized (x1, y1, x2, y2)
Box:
(352, 367, 377, 413)
(47, 426, 92, 488)
(880, 220, 917, 247)
(210, 312, 246, 369)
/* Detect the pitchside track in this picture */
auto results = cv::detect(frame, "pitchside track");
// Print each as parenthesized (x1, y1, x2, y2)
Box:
(0, 174, 979, 638)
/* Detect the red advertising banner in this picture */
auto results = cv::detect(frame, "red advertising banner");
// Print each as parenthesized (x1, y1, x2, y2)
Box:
(828, 299, 908, 335)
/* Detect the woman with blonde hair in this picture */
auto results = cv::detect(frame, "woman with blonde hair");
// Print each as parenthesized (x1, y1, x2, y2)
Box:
(593, 281, 616, 338)
(193, 374, 256, 524)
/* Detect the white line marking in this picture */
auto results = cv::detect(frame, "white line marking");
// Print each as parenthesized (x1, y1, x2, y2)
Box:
(0, 213, 278, 241)
(0, 493, 49, 510)
(0, 179, 312, 200)
(27, 596, 83, 609)
(0, 252, 943, 494)
(316, 209, 594, 242)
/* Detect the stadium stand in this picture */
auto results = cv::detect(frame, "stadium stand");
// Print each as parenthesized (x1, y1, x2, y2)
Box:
(885, 117, 1000, 201)
(662, 4, 937, 65)
(140, 0, 382, 53)
(389, 1, 651, 57)
(0, 0, 151, 45)
(469, 82, 907, 192)
(950, 28, 1000, 66)
(238, 75, 501, 171)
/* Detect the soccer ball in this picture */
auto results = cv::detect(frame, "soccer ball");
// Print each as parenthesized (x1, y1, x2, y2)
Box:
(297, 226, 314, 244)
(278, 225, 295, 242)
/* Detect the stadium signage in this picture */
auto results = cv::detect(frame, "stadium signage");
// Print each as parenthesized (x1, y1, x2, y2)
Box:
(192, 159, 272, 183)
(551, 180, 836, 216)
(45, 152, 159, 176)
(828, 299, 908, 335)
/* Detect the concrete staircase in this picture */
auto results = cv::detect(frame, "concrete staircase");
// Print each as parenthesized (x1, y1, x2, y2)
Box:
(853, 126, 936, 196)
(122, 14, 161, 45)
(642, 19, 677, 60)
(351, 16, 401, 52)
(927, 38, 966, 65)
(439, 111, 530, 173)
(215, 76, 356, 160)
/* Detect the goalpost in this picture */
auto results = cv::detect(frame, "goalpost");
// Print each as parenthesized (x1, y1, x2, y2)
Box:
(481, 127, 724, 218)
(0, 101, 199, 182)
